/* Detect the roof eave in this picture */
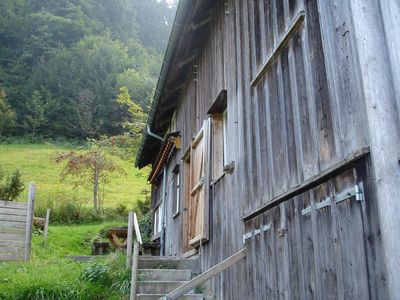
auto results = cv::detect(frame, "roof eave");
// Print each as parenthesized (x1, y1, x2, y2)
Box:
(135, 0, 194, 168)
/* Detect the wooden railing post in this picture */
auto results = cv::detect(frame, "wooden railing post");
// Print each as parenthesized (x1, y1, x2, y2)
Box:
(129, 212, 143, 300)
(24, 183, 35, 261)
(126, 211, 134, 269)
(43, 208, 50, 246)
(130, 240, 140, 300)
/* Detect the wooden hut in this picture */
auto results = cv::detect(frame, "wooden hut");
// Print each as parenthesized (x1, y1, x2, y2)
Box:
(136, 0, 400, 298)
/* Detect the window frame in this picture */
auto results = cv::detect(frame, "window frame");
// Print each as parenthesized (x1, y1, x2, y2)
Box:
(172, 167, 180, 218)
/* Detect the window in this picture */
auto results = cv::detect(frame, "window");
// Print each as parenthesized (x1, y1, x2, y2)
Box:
(222, 108, 228, 166)
(153, 205, 162, 235)
(173, 168, 180, 217)
(207, 90, 228, 180)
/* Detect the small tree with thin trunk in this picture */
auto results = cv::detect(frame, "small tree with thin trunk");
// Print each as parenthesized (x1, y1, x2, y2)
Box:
(25, 90, 46, 137)
(54, 136, 126, 210)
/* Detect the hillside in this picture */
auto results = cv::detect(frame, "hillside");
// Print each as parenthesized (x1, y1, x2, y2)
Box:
(0, 143, 149, 210)
(0, 0, 176, 139)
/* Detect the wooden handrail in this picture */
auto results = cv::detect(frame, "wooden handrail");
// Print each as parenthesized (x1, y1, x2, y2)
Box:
(161, 248, 247, 300)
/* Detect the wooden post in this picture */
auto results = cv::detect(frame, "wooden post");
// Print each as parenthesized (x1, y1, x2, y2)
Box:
(129, 240, 140, 300)
(126, 211, 134, 269)
(349, 1, 400, 296)
(24, 183, 35, 261)
(43, 208, 50, 246)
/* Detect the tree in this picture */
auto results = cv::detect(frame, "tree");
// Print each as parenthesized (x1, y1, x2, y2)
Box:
(0, 89, 16, 136)
(76, 89, 96, 135)
(25, 90, 46, 137)
(0, 167, 25, 201)
(54, 136, 126, 210)
(116, 86, 147, 153)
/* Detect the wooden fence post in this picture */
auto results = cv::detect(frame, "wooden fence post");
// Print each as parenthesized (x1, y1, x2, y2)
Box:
(43, 208, 50, 246)
(24, 183, 35, 261)
(129, 240, 140, 300)
(126, 211, 134, 269)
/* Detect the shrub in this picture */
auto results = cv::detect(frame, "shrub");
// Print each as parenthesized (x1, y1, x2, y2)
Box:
(0, 167, 24, 201)
(34, 202, 126, 225)
(138, 211, 153, 243)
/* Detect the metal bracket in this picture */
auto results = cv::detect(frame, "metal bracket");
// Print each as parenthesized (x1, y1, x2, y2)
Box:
(302, 183, 364, 215)
(242, 223, 271, 244)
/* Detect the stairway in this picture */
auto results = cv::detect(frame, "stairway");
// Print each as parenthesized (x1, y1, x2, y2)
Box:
(136, 256, 203, 300)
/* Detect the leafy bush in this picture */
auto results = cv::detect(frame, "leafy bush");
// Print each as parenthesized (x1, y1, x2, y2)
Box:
(138, 211, 153, 243)
(80, 253, 132, 295)
(0, 167, 24, 201)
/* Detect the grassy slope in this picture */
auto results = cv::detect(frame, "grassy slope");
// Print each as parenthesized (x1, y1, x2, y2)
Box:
(0, 222, 126, 299)
(0, 143, 149, 209)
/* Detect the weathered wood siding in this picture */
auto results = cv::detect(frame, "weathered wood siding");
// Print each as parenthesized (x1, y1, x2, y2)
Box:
(0, 199, 33, 261)
(244, 161, 387, 299)
(152, 0, 395, 298)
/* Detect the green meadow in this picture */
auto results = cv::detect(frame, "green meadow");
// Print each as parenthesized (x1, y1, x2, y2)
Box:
(0, 143, 149, 210)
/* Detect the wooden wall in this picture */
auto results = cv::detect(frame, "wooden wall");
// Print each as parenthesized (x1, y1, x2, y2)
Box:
(0, 196, 34, 262)
(154, 0, 394, 298)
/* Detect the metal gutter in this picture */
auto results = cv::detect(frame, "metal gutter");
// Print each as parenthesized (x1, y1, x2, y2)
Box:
(135, 0, 194, 168)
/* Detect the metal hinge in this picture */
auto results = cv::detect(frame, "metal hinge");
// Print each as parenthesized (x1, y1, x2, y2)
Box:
(302, 183, 364, 215)
(243, 224, 271, 244)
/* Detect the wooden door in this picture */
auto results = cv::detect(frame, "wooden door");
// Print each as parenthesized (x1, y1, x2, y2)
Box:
(244, 167, 386, 299)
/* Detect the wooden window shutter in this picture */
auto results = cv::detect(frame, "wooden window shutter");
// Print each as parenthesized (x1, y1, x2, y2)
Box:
(188, 118, 211, 246)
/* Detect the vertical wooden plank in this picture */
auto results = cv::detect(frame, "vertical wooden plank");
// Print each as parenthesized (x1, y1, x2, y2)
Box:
(293, 196, 306, 300)
(334, 172, 370, 300)
(325, 181, 344, 300)
(300, 191, 318, 300)
(313, 183, 338, 299)
(43, 208, 50, 246)
(309, 191, 323, 299)
(288, 38, 304, 183)
(24, 183, 35, 261)
(304, 0, 337, 170)
(299, 0, 320, 179)
(129, 240, 139, 300)
(126, 211, 133, 269)
(281, 47, 299, 188)
(356, 159, 389, 299)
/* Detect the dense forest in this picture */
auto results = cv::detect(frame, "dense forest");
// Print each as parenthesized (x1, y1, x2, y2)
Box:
(0, 0, 176, 139)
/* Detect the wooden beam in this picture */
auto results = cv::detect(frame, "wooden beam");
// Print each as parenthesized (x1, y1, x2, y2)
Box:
(242, 147, 370, 221)
(177, 52, 197, 68)
(191, 16, 212, 30)
(251, 10, 305, 86)
(24, 183, 35, 261)
(162, 249, 247, 300)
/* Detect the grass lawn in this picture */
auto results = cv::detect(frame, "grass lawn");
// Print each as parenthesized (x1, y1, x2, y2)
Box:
(0, 222, 129, 299)
(0, 143, 149, 210)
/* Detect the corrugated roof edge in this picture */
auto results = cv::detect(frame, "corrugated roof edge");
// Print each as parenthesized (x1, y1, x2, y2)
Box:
(135, 0, 194, 168)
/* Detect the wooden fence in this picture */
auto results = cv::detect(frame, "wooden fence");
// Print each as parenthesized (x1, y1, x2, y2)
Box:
(0, 183, 35, 261)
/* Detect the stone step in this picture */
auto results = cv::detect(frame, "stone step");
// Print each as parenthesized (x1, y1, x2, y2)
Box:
(138, 257, 200, 272)
(137, 294, 203, 300)
(137, 281, 193, 295)
(138, 269, 192, 281)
